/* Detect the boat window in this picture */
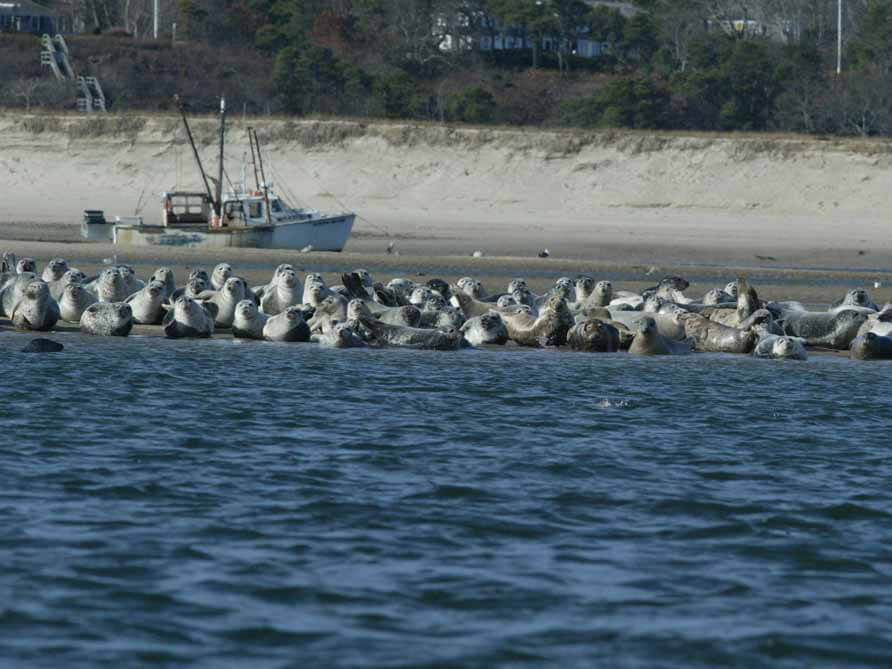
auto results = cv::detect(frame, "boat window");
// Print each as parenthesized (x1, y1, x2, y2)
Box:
(248, 201, 262, 219)
(271, 199, 282, 213)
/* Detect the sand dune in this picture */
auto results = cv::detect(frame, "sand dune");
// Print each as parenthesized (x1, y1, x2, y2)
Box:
(2, 113, 891, 268)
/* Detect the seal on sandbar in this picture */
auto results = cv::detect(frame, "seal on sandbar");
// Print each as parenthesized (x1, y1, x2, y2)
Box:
(460, 312, 509, 346)
(163, 297, 217, 338)
(232, 299, 268, 340)
(629, 316, 691, 355)
(11, 281, 60, 331)
(80, 302, 133, 337)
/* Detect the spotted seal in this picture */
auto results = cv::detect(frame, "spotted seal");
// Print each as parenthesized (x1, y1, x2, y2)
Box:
(125, 280, 167, 325)
(163, 297, 217, 338)
(567, 318, 621, 352)
(11, 281, 60, 331)
(753, 334, 808, 361)
(58, 283, 98, 323)
(232, 299, 268, 340)
(629, 316, 691, 355)
(263, 306, 311, 342)
(80, 302, 133, 336)
(460, 312, 509, 346)
(850, 332, 892, 360)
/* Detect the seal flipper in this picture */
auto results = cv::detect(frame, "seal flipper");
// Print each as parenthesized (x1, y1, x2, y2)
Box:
(201, 302, 219, 321)
(341, 272, 369, 300)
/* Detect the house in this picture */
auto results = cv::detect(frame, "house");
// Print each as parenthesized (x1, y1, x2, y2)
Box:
(0, 0, 64, 34)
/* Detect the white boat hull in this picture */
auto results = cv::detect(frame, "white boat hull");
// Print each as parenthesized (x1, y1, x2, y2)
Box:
(109, 214, 355, 251)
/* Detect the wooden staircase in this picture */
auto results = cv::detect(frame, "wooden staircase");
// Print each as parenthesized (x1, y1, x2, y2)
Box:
(40, 34, 107, 112)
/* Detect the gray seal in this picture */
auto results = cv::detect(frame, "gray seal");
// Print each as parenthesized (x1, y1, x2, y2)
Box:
(850, 332, 892, 360)
(125, 280, 167, 325)
(753, 334, 808, 361)
(460, 312, 509, 346)
(567, 318, 621, 352)
(629, 316, 691, 355)
(80, 302, 133, 337)
(232, 299, 268, 340)
(11, 281, 60, 331)
(263, 306, 311, 342)
(58, 283, 98, 323)
(163, 297, 217, 338)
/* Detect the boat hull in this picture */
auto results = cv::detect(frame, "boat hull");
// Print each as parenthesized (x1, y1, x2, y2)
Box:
(110, 214, 355, 251)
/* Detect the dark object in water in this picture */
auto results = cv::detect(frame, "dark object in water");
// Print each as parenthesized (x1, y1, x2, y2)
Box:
(21, 338, 64, 353)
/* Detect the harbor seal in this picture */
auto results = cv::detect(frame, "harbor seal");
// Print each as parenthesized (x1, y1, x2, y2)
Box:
(0, 272, 37, 317)
(260, 268, 302, 315)
(125, 280, 167, 325)
(80, 302, 133, 336)
(41, 258, 69, 284)
(210, 263, 233, 290)
(850, 332, 892, 360)
(679, 313, 756, 354)
(307, 295, 348, 334)
(58, 283, 98, 323)
(150, 268, 177, 301)
(781, 309, 867, 349)
(312, 322, 367, 348)
(198, 276, 247, 327)
(49, 269, 87, 301)
(354, 316, 465, 350)
(753, 334, 808, 361)
(629, 316, 692, 355)
(163, 297, 217, 338)
(830, 288, 878, 314)
(263, 306, 311, 342)
(90, 268, 129, 302)
(501, 295, 573, 347)
(16, 258, 37, 274)
(567, 318, 621, 352)
(460, 312, 509, 346)
(21, 338, 64, 353)
(11, 281, 60, 331)
(232, 299, 268, 340)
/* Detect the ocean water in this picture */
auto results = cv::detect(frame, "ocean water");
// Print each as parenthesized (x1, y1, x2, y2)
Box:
(2, 331, 892, 668)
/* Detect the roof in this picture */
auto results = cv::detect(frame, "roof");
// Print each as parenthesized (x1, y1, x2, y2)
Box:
(0, 1, 54, 16)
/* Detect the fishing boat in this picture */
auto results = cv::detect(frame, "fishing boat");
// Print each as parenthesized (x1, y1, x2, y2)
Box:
(84, 97, 355, 251)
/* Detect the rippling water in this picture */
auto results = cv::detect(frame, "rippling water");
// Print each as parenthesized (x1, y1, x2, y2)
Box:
(2, 331, 892, 667)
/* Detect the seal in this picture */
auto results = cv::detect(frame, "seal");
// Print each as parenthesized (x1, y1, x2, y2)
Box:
(210, 263, 233, 290)
(701, 288, 735, 306)
(49, 269, 87, 301)
(679, 313, 756, 354)
(41, 258, 69, 284)
(850, 332, 892, 360)
(11, 281, 60, 331)
(567, 318, 621, 352)
(303, 274, 335, 305)
(353, 316, 465, 350)
(260, 268, 303, 315)
(312, 322, 367, 348)
(855, 308, 892, 338)
(607, 309, 686, 341)
(500, 294, 573, 347)
(21, 338, 64, 353)
(460, 311, 509, 346)
(198, 276, 247, 327)
(254, 263, 297, 301)
(307, 295, 348, 334)
(150, 268, 177, 301)
(16, 258, 37, 274)
(781, 309, 867, 349)
(346, 299, 422, 328)
(90, 268, 129, 302)
(702, 278, 760, 327)
(628, 316, 691, 355)
(232, 299, 268, 340)
(58, 283, 98, 323)
(125, 280, 167, 325)
(80, 302, 133, 336)
(114, 265, 144, 295)
(420, 304, 464, 330)
(753, 334, 808, 361)
(0, 272, 38, 317)
(830, 288, 878, 314)
(163, 297, 217, 338)
(263, 306, 311, 342)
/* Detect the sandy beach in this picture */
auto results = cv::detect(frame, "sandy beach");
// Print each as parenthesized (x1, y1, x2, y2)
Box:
(3, 113, 892, 304)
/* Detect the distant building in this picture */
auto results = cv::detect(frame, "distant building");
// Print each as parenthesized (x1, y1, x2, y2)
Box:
(0, 0, 66, 34)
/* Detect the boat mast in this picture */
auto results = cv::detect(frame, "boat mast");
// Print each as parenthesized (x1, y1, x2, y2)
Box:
(247, 126, 261, 191)
(174, 94, 215, 209)
(251, 128, 273, 226)
(215, 96, 225, 221)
